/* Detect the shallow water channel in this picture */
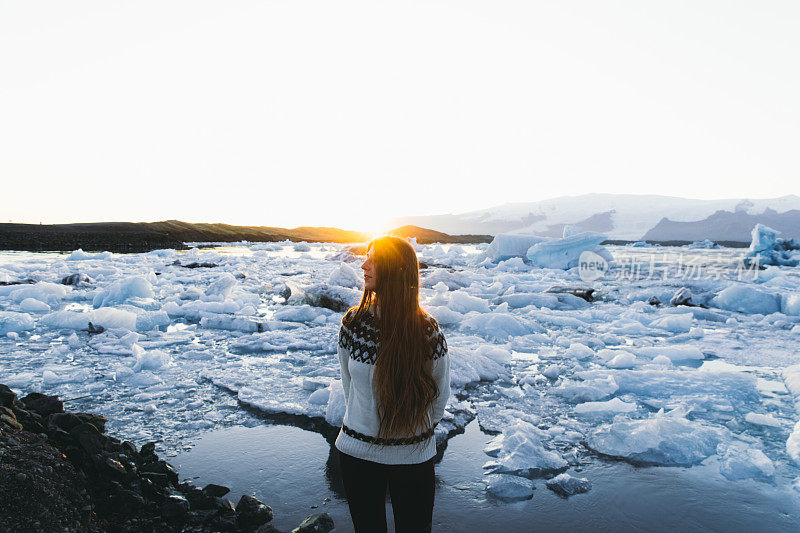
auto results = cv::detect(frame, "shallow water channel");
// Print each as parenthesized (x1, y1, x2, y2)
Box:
(174, 419, 800, 533)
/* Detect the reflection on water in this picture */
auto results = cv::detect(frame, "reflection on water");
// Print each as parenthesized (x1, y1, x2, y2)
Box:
(175, 420, 800, 533)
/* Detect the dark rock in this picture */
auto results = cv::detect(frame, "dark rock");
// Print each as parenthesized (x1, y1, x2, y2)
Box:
(141, 471, 171, 487)
(114, 488, 147, 510)
(102, 456, 128, 479)
(161, 493, 190, 522)
(20, 392, 64, 417)
(647, 296, 661, 306)
(203, 483, 231, 498)
(180, 262, 218, 269)
(0, 278, 35, 286)
(121, 440, 138, 458)
(236, 494, 274, 527)
(210, 514, 239, 532)
(61, 273, 94, 286)
(70, 423, 104, 455)
(140, 460, 179, 484)
(0, 384, 19, 408)
(292, 513, 334, 533)
(83, 322, 105, 334)
(216, 497, 236, 515)
(12, 407, 45, 433)
(1, 414, 22, 430)
(670, 287, 694, 307)
(546, 286, 596, 302)
(257, 524, 286, 533)
(47, 412, 106, 433)
(140, 441, 157, 458)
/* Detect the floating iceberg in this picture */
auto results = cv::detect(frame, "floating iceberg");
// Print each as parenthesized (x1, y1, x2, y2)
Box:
(485, 234, 548, 262)
(545, 473, 592, 497)
(0, 311, 35, 335)
(484, 474, 535, 501)
(526, 231, 608, 270)
(711, 285, 780, 315)
(717, 442, 775, 482)
(586, 408, 728, 466)
(744, 224, 800, 267)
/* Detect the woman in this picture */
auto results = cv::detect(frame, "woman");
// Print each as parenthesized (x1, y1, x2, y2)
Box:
(335, 235, 451, 533)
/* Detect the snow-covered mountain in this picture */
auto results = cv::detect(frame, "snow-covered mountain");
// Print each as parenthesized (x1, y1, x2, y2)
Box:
(389, 193, 800, 241)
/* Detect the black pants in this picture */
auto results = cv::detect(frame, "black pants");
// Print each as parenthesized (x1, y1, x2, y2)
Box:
(338, 450, 435, 533)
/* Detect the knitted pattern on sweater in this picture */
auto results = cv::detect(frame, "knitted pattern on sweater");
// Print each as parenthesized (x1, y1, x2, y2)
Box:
(334, 307, 451, 465)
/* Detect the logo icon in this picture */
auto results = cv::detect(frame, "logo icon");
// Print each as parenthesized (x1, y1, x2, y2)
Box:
(578, 250, 608, 282)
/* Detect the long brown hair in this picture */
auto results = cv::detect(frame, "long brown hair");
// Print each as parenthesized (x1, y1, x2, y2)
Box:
(346, 236, 439, 441)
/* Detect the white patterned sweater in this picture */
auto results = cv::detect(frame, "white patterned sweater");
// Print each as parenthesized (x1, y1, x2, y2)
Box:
(334, 307, 451, 464)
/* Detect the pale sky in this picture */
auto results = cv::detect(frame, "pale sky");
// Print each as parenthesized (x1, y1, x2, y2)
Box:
(1, 1, 798, 233)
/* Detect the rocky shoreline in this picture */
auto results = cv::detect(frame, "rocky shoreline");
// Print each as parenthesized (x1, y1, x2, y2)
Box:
(0, 384, 335, 533)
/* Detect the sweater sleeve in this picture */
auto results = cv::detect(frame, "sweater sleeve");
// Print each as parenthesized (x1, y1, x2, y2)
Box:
(337, 326, 352, 406)
(430, 329, 450, 426)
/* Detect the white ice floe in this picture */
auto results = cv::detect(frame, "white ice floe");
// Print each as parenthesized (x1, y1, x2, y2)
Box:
(484, 474, 535, 501)
(744, 412, 782, 428)
(711, 285, 781, 315)
(545, 473, 592, 496)
(483, 421, 567, 477)
(573, 398, 637, 416)
(717, 442, 775, 482)
(0, 311, 34, 335)
(586, 408, 728, 466)
(526, 231, 608, 270)
(485, 234, 548, 262)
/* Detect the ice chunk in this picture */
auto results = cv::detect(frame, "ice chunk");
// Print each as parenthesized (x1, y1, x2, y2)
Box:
(293, 241, 311, 252)
(744, 224, 800, 267)
(542, 364, 564, 380)
(461, 312, 542, 341)
(273, 305, 335, 323)
(66, 248, 113, 260)
(180, 349, 215, 360)
(308, 387, 330, 405)
(782, 293, 800, 317)
(586, 408, 727, 466)
(93, 276, 154, 308)
(552, 375, 619, 403)
(424, 306, 464, 327)
(565, 343, 595, 360)
(10, 282, 68, 306)
(19, 298, 50, 313)
(294, 283, 361, 312)
(204, 273, 237, 299)
(788, 421, 800, 464)
(648, 313, 693, 333)
(476, 345, 513, 365)
(327, 263, 362, 289)
(484, 474, 535, 501)
(545, 473, 592, 497)
(711, 285, 780, 315)
(483, 421, 567, 477)
(449, 346, 509, 387)
(485, 234, 548, 262)
(574, 398, 637, 416)
(526, 231, 607, 270)
(0, 312, 35, 335)
(131, 344, 171, 372)
(92, 307, 138, 331)
(744, 412, 781, 428)
(596, 349, 637, 369)
(634, 346, 704, 362)
(325, 380, 346, 427)
(448, 290, 491, 314)
(717, 442, 775, 482)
